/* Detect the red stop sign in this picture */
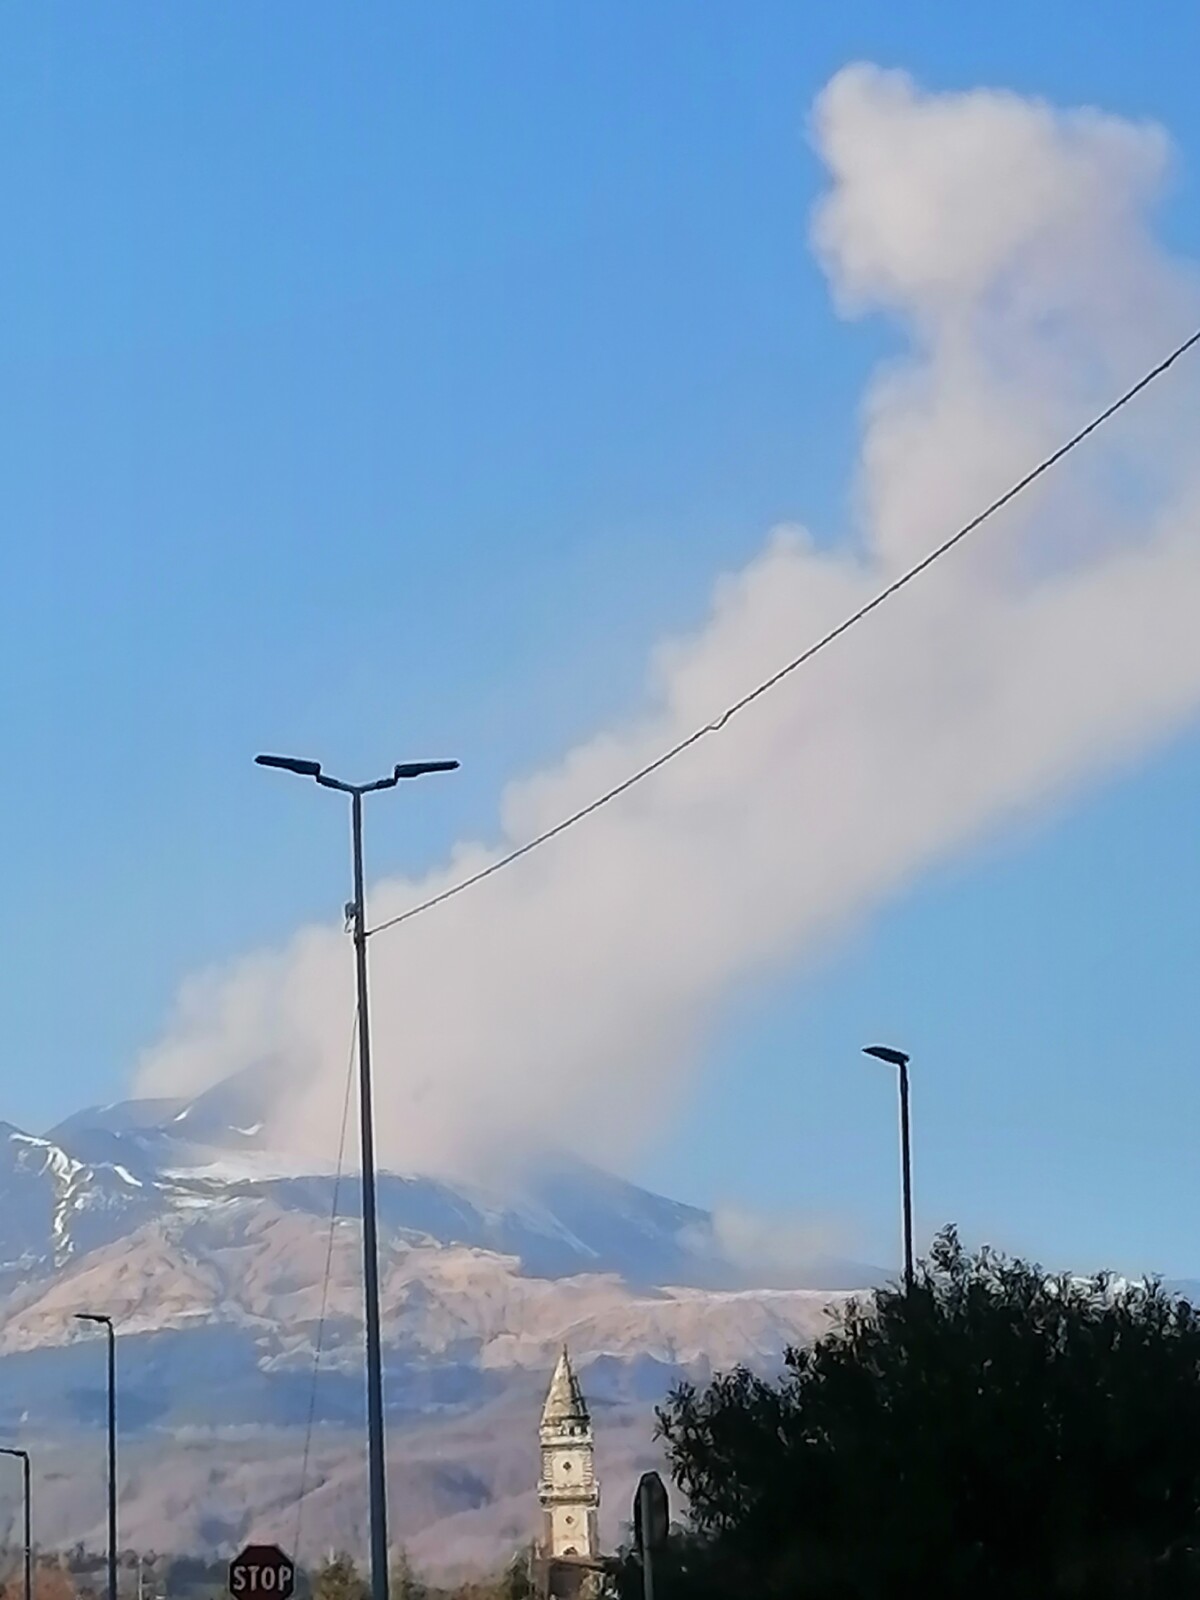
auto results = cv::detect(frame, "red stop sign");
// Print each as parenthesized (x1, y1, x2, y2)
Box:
(229, 1545, 296, 1600)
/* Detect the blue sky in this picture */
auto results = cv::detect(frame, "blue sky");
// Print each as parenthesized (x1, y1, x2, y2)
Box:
(2, 3, 1200, 1278)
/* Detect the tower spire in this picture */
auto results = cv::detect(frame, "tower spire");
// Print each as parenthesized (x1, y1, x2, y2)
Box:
(538, 1344, 600, 1562)
(541, 1344, 590, 1429)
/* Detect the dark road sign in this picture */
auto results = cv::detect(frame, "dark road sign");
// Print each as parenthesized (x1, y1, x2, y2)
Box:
(634, 1471, 669, 1552)
(228, 1545, 296, 1600)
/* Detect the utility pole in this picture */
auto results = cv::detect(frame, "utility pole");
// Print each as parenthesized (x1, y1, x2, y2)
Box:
(349, 782, 387, 1594)
(0, 1447, 32, 1600)
(256, 753, 459, 1600)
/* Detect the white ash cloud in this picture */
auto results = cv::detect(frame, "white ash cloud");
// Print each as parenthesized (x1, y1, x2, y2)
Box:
(136, 66, 1200, 1181)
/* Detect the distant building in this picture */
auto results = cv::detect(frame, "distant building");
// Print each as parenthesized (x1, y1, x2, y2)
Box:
(534, 1347, 606, 1598)
(538, 1345, 601, 1559)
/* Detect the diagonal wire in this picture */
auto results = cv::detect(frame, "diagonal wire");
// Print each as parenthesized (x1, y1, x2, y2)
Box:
(293, 1005, 358, 1563)
(368, 324, 1200, 941)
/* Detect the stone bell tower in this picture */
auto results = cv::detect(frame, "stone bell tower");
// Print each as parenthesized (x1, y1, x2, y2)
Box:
(538, 1346, 600, 1560)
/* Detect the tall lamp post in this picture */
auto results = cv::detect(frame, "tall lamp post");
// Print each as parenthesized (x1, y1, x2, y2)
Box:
(0, 1446, 32, 1600)
(74, 1312, 116, 1600)
(255, 753, 459, 1600)
(862, 1045, 914, 1293)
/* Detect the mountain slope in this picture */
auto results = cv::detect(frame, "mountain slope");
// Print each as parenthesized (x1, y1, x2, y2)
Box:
(0, 1078, 873, 1567)
(30, 1090, 735, 1287)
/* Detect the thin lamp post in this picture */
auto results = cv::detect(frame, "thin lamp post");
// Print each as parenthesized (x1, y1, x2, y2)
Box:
(255, 753, 459, 1600)
(863, 1045, 914, 1292)
(74, 1313, 116, 1600)
(0, 1447, 32, 1600)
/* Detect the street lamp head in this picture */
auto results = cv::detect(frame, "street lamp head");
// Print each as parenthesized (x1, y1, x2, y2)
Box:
(393, 760, 460, 780)
(863, 1044, 910, 1068)
(74, 1312, 113, 1327)
(0, 1447, 27, 1460)
(255, 754, 323, 779)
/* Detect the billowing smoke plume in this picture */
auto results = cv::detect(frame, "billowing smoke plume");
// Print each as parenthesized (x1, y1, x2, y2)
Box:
(136, 67, 1200, 1178)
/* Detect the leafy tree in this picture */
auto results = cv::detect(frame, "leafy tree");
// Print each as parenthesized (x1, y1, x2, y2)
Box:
(495, 1547, 535, 1600)
(646, 1227, 1200, 1600)
(390, 1548, 426, 1600)
(603, 1528, 730, 1600)
(5, 1560, 78, 1600)
(426, 1553, 537, 1600)
(312, 1555, 368, 1600)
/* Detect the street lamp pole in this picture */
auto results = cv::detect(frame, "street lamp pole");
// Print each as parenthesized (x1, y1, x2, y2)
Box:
(256, 753, 459, 1600)
(74, 1313, 116, 1600)
(0, 1447, 32, 1600)
(863, 1046, 914, 1293)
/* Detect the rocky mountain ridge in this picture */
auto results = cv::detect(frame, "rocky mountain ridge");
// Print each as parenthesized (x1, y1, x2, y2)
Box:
(0, 1074, 875, 1565)
(3, 1090, 723, 1290)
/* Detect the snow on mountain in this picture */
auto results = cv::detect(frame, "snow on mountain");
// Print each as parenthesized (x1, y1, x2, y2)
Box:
(0, 1073, 875, 1380)
(3, 1060, 890, 1302)
(0, 1072, 881, 1561)
(23, 1080, 743, 1287)
(1, 1072, 1192, 1566)
(0, 1121, 159, 1277)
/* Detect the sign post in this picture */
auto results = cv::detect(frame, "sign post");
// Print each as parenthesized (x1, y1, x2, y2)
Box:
(633, 1472, 669, 1600)
(228, 1545, 296, 1600)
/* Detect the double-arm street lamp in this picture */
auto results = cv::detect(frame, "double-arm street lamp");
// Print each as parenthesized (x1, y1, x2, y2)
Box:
(863, 1045, 914, 1293)
(74, 1312, 116, 1600)
(0, 1447, 32, 1600)
(255, 753, 459, 1600)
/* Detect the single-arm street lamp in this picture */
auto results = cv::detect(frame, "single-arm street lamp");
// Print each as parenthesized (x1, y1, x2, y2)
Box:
(255, 753, 459, 1600)
(0, 1447, 32, 1600)
(74, 1312, 116, 1600)
(862, 1045, 914, 1293)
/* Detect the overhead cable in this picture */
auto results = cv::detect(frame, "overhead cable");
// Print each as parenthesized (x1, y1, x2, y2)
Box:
(369, 326, 1200, 940)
